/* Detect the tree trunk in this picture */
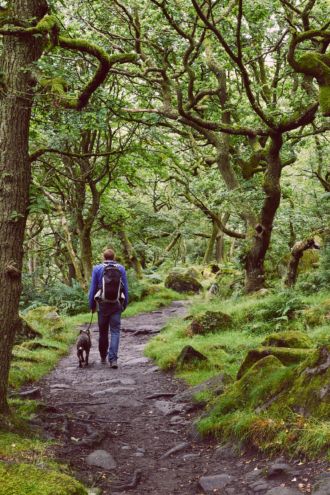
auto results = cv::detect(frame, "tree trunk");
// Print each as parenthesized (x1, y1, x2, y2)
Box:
(118, 229, 143, 279)
(203, 221, 218, 264)
(216, 232, 225, 262)
(79, 229, 93, 283)
(284, 239, 320, 287)
(245, 134, 283, 292)
(0, 0, 48, 413)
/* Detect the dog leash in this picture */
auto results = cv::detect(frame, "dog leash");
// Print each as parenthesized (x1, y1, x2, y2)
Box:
(86, 311, 94, 332)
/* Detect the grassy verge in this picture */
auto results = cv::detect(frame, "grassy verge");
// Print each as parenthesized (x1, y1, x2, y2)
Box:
(145, 289, 330, 459)
(1, 307, 87, 495)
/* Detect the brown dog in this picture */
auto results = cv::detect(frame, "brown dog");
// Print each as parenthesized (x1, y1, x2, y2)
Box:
(76, 329, 91, 368)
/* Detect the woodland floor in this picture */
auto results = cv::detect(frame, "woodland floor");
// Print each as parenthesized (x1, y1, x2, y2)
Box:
(30, 302, 329, 495)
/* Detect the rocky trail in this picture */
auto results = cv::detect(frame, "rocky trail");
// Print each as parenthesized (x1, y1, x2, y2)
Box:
(29, 302, 329, 495)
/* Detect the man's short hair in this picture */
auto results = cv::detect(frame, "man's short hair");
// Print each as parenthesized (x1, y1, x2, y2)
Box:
(103, 248, 115, 260)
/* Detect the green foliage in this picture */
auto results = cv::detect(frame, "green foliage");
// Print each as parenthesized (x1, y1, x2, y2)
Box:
(146, 289, 330, 457)
(21, 280, 88, 316)
(46, 281, 89, 316)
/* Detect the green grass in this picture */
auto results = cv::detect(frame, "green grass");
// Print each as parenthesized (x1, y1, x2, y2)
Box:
(145, 288, 330, 458)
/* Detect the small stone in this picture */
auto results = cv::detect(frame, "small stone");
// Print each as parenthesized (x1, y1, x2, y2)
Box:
(250, 481, 270, 492)
(312, 475, 330, 495)
(121, 445, 130, 450)
(123, 357, 149, 365)
(170, 415, 186, 425)
(265, 488, 301, 495)
(161, 442, 189, 459)
(91, 386, 134, 396)
(245, 468, 263, 481)
(19, 387, 41, 400)
(86, 450, 117, 470)
(154, 400, 186, 416)
(225, 488, 237, 495)
(199, 474, 232, 493)
(133, 452, 144, 457)
(214, 443, 236, 460)
(267, 463, 292, 478)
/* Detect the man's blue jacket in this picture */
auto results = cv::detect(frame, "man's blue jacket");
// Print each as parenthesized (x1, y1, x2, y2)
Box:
(88, 261, 129, 312)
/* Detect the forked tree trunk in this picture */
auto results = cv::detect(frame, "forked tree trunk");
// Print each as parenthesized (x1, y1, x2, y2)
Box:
(245, 134, 283, 292)
(0, 0, 48, 413)
(284, 239, 320, 287)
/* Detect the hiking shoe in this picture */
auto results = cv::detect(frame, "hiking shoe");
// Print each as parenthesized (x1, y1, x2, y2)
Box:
(110, 360, 118, 369)
(100, 357, 107, 364)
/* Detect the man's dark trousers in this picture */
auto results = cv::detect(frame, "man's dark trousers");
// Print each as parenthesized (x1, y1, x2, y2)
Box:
(97, 302, 122, 362)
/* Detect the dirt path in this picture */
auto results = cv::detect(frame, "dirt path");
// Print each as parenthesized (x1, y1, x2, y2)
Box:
(33, 302, 329, 495)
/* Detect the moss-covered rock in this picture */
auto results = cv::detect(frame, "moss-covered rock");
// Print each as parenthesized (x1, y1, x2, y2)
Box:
(281, 345, 330, 420)
(176, 345, 208, 369)
(187, 311, 232, 336)
(165, 271, 202, 293)
(0, 462, 87, 495)
(24, 306, 64, 334)
(237, 346, 312, 379)
(209, 355, 289, 416)
(303, 299, 330, 327)
(15, 317, 42, 344)
(262, 331, 313, 349)
(198, 346, 330, 456)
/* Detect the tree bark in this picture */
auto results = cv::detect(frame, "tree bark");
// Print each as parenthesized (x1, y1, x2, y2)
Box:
(284, 239, 320, 287)
(0, 0, 48, 413)
(203, 221, 218, 264)
(245, 133, 283, 292)
(118, 229, 143, 279)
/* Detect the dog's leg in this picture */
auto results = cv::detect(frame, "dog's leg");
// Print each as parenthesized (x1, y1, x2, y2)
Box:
(85, 350, 89, 366)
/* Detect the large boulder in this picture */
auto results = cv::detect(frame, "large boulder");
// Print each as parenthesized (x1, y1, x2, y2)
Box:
(165, 270, 202, 293)
(262, 331, 313, 349)
(176, 345, 208, 369)
(24, 306, 64, 334)
(187, 311, 232, 336)
(237, 346, 312, 379)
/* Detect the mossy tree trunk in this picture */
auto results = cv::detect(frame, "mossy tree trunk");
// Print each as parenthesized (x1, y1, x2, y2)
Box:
(118, 229, 143, 278)
(245, 134, 283, 292)
(203, 220, 218, 264)
(0, 0, 48, 413)
(284, 239, 320, 287)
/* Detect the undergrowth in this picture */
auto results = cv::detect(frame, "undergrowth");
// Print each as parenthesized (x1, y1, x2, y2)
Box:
(145, 289, 330, 459)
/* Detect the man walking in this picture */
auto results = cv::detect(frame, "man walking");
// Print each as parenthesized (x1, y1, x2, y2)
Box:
(88, 248, 129, 368)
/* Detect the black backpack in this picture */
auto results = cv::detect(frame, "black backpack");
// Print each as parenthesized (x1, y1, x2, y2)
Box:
(99, 263, 123, 304)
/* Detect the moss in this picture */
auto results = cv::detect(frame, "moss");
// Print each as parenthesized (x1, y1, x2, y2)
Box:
(165, 271, 202, 293)
(262, 331, 313, 349)
(40, 77, 68, 96)
(0, 463, 87, 495)
(283, 346, 330, 420)
(24, 306, 64, 334)
(187, 311, 232, 336)
(237, 346, 312, 379)
(319, 84, 330, 117)
(33, 15, 60, 34)
(176, 345, 208, 369)
(296, 52, 330, 117)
